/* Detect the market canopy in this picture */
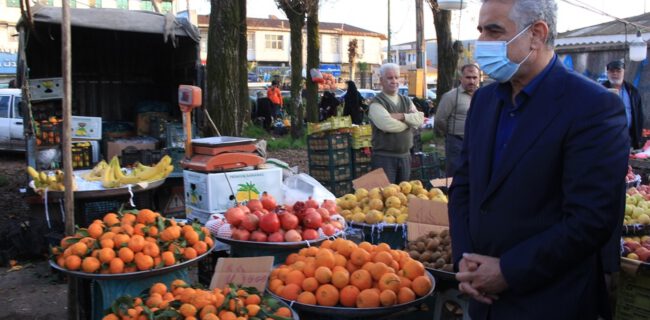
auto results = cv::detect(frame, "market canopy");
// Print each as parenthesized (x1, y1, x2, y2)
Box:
(19, 4, 200, 43)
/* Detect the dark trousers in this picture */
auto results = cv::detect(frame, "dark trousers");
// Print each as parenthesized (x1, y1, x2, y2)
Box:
(371, 154, 411, 184)
(445, 134, 463, 177)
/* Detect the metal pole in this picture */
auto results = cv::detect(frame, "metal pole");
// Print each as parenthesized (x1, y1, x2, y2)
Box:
(61, 1, 78, 319)
(387, 0, 391, 62)
(416, 0, 425, 98)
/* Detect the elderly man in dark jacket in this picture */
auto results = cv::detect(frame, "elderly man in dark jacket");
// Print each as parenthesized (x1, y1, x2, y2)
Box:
(603, 60, 644, 149)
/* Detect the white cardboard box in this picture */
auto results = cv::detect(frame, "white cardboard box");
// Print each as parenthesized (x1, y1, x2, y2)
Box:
(71, 116, 102, 140)
(183, 167, 284, 212)
(29, 78, 63, 101)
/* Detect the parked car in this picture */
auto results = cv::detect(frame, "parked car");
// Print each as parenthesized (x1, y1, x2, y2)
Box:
(398, 86, 409, 96)
(427, 89, 437, 100)
(0, 88, 24, 151)
(336, 89, 380, 104)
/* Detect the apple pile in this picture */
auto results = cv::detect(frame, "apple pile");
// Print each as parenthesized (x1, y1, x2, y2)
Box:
(623, 236, 650, 263)
(224, 194, 345, 242)
(625, 187, 650, 225)
(626, 165, 639, 183)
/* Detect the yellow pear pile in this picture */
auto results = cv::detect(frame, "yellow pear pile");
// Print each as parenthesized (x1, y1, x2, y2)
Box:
(337, 180, 448, 225)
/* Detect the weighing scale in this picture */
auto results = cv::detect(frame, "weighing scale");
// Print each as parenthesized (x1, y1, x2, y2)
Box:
(176, 85, 265, 172)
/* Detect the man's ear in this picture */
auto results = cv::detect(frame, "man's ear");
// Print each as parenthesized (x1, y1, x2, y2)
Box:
(530, 21, 549, 49)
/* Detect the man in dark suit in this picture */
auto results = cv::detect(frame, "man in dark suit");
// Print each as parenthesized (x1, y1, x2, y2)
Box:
(449, 0, 629, 319)
(603, 59, 645, 149)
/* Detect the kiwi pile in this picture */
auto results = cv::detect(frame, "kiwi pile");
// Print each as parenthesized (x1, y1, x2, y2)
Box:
(407, 229, 454, 272)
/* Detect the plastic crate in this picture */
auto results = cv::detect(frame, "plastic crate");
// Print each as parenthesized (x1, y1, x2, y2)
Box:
(165, 147, 185, 175)
(328, 115, 352, 130)
(411, 152, 423, 169)
(71, 142, 93, 170)
(422, 166, 443, 181)
(120, 147, 141, 166)
(352, 136, 372, 149)
(141, 149, 165, 166)
(351, 124, 372, 138)
(353, 162, 372, 179)
(307, 121, 333, 135)
(308, 133, 351, 151)
(37, 121, 62, 146)
(166, 122, 198, 149)
(149, 117, 169, 143)
(309, 149, 351, 166)
(352, 148, 372, 163)
(309, 164, 352, 182)
(324, 180, 353, 197)
(615, 268, 650, 320)
(410, 167, 423, 181)
(198, 249, 230, 287)
(411, 132, 423, 153)
(422, 151, 441, 167)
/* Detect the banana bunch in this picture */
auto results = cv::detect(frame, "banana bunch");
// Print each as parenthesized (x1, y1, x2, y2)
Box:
(80, 160, 108, 181)
(99, 156, 174, 188)
(26, 167, 76, 192)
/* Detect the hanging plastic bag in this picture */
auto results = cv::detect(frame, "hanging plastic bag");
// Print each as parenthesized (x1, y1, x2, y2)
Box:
(310, 68, 325, 83)
(283, 173, 335, 205)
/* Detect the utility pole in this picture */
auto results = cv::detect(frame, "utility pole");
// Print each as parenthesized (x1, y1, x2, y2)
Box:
(387, 0, 391, 63)
(416, 0, 426, 98)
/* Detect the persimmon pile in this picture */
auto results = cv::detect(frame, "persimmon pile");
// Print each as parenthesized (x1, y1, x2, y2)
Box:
(268, 239, 433, 308)
(51, 209, 213, 274)
(102, 281, 293, 320)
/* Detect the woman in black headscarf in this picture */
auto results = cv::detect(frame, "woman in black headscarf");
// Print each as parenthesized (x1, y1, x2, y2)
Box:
(343, 80, 364, 124)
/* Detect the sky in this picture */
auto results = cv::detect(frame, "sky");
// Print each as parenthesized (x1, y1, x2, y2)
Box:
(232, 0, 650, 45)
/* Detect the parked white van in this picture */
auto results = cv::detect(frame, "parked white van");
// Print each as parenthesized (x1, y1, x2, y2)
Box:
(0, 88, 25, 151)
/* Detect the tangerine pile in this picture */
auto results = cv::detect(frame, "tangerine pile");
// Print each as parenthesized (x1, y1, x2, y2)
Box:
(269, 239, 433, 308)
(51, 209, 214, 274)
(102, 280, 293, 320)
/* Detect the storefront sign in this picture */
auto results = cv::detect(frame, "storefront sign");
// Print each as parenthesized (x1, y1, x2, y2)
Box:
(320, 64, 341, 77)
(0, 52, 17, 75)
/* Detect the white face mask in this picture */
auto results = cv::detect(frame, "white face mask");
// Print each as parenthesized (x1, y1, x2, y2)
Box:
(474, 25, 533, 83)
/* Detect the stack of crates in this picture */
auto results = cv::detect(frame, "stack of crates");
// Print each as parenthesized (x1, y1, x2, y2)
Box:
(308, 132, 353, 197)
(351, 125, 373, 178)
(410, 151, 444, 187)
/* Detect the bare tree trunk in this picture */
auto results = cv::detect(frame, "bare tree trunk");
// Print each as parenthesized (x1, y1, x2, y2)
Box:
(208, 0, 247, 136)
(278, 1, 306, 139)
(238, 1, 249, 128)
(305, 1, 320, 123)
(433, 9, 459, 105)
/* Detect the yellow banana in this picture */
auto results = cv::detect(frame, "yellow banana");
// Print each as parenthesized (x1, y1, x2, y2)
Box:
(39, 171, 48, 183)
(134, 156, 171, 181)
(27, 166, 39, 180)
(101, 159, 119, 188)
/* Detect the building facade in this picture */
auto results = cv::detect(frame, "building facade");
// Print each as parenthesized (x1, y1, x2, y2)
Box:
(197, 15, 387, 87)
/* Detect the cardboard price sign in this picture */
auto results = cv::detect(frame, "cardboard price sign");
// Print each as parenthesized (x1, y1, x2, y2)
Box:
(406, 198, 449, 241)
(352, 168, 391, 190)
(209, 256, 275, 291)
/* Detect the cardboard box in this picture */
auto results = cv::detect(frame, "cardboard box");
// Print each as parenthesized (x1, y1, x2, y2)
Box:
(351, 168, 449, 241)
(71, 116, 102, 140)
(406, 198, 449, 241)
(105, 137, 157, 160)
(29, 77, 63, 101)
(183, 167, 284, 213)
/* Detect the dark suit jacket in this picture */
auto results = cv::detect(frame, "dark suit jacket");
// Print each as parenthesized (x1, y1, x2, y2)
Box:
(603, 80, 644, 149)
(449, 61, 629, 320)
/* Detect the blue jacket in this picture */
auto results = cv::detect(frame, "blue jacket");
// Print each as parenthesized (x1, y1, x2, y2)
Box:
(449, 61, 629, 320)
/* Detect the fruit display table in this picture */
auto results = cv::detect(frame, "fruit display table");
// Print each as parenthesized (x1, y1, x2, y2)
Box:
(215, 234, 340, 266)
(51, 249, 209, 320)
(348, 222, 408, 249)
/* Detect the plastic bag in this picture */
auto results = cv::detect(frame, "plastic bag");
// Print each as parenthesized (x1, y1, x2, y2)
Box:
(310, 68, 324, 84)
(283, 173, 335, 205)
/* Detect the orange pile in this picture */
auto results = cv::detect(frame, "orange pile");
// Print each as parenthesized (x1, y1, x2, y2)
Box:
(102, 280, 293, 320)
(269, 239, 433, 308)
(51, 209, 214, 274)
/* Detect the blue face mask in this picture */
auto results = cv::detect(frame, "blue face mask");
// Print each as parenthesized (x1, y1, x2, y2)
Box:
(474, 25, 534, 83)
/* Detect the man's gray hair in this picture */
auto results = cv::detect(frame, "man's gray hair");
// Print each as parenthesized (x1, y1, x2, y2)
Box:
(483, 0, 557, 47)
(380, 63, 401, 78)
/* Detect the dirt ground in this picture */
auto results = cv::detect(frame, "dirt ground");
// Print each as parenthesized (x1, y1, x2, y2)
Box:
(0, 149, 308, 320)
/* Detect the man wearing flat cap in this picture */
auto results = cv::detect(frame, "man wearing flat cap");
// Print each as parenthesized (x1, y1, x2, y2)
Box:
(603, 60, 644, 149)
